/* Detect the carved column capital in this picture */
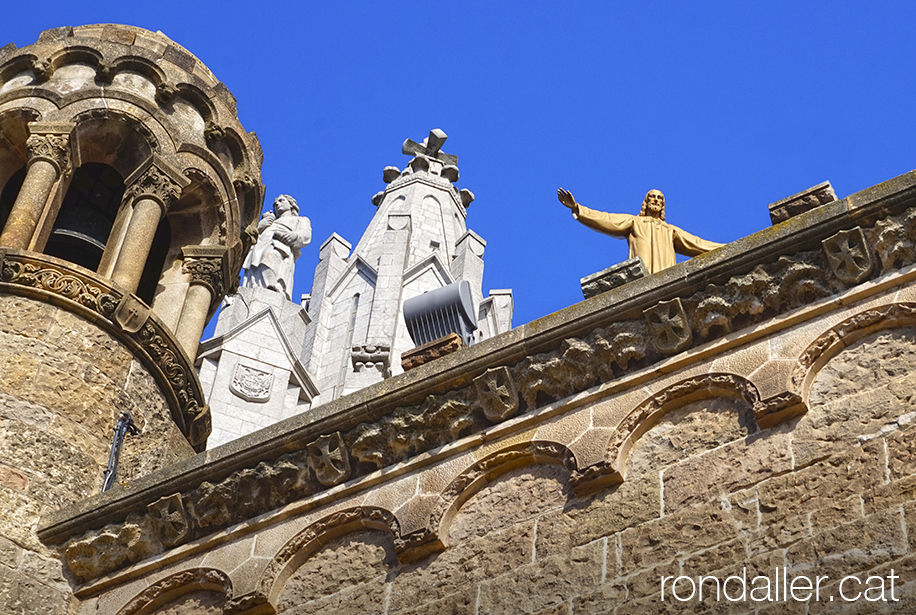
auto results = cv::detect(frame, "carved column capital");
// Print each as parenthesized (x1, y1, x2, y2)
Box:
(25, 122, 75, 175)
(181, 245, 229, 298)
(123, 154, 190, 215)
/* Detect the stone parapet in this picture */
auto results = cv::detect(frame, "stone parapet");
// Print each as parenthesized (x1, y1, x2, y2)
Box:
(32, 169, 916, 611)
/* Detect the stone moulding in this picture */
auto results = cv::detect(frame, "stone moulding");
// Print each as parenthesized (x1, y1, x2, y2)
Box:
(245, 506, 401, 613)
(116, 568, 231, 615)
(791, 302, 916, 402)
(38, 170, 916, 585)
(0, 248, 210, 451)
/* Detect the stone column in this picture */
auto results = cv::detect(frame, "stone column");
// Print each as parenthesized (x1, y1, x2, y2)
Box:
(0, 122, 75, 249)
(109, 155, 189, 293)
(174, 246, 228, 359)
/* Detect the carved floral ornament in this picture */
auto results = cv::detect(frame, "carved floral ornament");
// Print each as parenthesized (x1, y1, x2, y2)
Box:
(182, 255, 225, 296)
(52, 197, 916, 584)
(25, 132, 71, 174)
(122, 155, 190, 213)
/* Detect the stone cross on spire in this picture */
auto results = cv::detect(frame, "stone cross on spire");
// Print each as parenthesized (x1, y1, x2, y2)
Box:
(402, 128, 458, 165)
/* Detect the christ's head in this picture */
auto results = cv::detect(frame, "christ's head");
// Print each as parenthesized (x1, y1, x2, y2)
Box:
(639, 190, 665, 221)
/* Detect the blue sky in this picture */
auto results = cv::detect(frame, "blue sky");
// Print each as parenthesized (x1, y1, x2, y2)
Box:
(4, 2, 916, 333)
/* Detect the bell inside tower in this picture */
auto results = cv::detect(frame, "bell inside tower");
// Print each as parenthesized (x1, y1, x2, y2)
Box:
(45, 162, 124, 272)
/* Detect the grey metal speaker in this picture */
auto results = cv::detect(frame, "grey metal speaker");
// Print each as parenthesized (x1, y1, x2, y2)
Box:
(403, 280, 477, 348)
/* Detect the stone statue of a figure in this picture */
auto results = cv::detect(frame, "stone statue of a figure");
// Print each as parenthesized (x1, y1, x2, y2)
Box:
(242, 195, 311, 300)
(557, 188, 723, 274)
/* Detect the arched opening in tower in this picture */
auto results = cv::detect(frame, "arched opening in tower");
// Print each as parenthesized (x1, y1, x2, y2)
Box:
(45, 162, 124, 272)
(136, 217, 171, 306)
(0, 166, 26, 234)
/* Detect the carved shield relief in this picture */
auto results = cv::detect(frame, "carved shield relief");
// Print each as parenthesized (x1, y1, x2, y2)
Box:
(114, 294, 151, 333)
(230, 363, 273, 403)
(147, 493, 191, 547)
(823, 227, 874, 285)
(307, 432, 352, 487)
(474, 366, 519, 422)
(644, 298, 693, 355)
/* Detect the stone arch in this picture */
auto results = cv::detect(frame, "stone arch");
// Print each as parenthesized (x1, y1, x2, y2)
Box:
(70, 109, 160, 178)
(255, 506, 401, 608)
(116, 568, 231, 615)
(790, 302, 916, 406)
(417, 442, 577, 556)
(607, 373, 762, 481)
(104, 54, 169, 90)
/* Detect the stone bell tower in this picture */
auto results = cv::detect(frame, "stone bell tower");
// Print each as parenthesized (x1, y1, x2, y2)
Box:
(0, 24, 262, 609)
(301, 129, 512, 401)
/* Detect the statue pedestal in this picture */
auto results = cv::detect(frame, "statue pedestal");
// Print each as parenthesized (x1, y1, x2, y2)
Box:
(580, 257, 648, 299)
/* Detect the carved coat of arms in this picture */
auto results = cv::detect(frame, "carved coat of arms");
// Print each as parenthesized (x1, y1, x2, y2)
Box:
(823, 227, 874, 285)
(307, 432, 352, 487)
(230, 363, 273, 403)
(644, 298, 693, 355)
(474, 366, 519, 422)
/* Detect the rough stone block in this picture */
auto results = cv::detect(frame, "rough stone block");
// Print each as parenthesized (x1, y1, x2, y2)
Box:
(768, 181, 837, 225)
(581, 257, 648, 299)
(572, 577, 627, 615)
(389, 520, 535, 611)
(662, 429, 793, 512)
(627, 558, 679, 599)
(786, 510, 906, 580)
(535, 475, 660, 559)
(476, 540, 603, 615)
(756, 441, 886, 550)
(620, 501, 741, 574)
(401, 333, 464, 372)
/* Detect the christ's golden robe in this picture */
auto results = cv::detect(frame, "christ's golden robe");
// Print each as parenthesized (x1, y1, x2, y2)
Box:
(574, 204, 723, 274)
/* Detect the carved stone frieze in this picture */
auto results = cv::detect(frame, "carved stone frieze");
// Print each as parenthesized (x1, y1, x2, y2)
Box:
(25, 132, 70, 174)
(874, 212, 916, 273)
(823, 227, 874, 285)
(230, 363, 273, 403)
(306, 432, 352, 487)
(644, 298, 692, 355)
(514, 322, 648, 410)
(147, 493, 192, 548)
(51, 200, 916, 585)
(349, 391, 478, 471)
(190, 454, 314, 531)
(474, 366, 519, 422)
(64, 513, 158, 583)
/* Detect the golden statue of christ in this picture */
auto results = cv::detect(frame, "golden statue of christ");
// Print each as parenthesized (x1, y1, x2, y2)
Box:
(557, 188, 723, 274)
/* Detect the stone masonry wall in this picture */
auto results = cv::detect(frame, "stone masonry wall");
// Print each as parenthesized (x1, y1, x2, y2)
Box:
(0, 295, 192, 615)
(260, 327, 916, 615)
